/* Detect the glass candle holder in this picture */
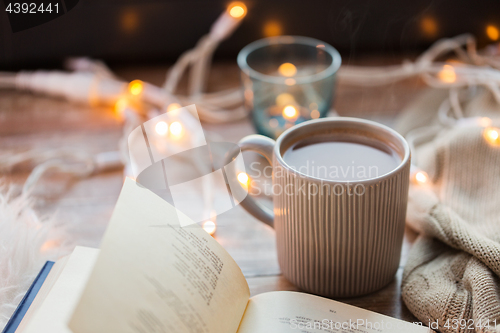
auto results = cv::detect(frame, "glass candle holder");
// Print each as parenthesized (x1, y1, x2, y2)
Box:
(238, 36, 341, 138)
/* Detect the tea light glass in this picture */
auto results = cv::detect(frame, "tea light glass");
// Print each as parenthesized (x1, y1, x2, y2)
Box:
(237, 36, 341, 138)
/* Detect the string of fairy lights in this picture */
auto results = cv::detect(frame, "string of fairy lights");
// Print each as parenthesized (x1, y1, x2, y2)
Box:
(1, 3, 500, 236)
(0, 2, 252, 235)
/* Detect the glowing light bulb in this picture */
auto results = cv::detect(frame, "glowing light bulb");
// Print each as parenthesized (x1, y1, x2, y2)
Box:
(484, 127, 500, 145)
(275, 93, 296, 106)
(237, 172, 250, 187)
(114, 98, 128, 115)
(128, 80, 144, 96)
(167, 103, 181, 112)
(438, 65, 456, 83)
(228, 2, 246, 18)
(486, 25, 499, 41)
(202, 220, 217, 236)
(414, 171, 429, 185)
(170, 121, 183, 137)
(282, 105, 298, 121)
(155, 121, 169, 136)
(278, 63, 297, 77)
(310, 109, 320, 119)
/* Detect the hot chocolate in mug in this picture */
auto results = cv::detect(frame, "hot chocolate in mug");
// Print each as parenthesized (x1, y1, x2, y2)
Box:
(225, 117, 411, 297)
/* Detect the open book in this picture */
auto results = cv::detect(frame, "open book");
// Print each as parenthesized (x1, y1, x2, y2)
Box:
(16, 178, 432, 333)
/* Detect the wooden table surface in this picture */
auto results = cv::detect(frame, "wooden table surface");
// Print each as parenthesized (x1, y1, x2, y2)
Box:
(0, 57, 426, 323)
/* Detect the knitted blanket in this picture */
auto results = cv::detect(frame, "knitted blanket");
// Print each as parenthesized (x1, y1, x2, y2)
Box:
(396, 88, 500, 333)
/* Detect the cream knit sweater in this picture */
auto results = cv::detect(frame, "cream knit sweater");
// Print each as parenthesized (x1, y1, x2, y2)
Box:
(396, 88, 500, 333)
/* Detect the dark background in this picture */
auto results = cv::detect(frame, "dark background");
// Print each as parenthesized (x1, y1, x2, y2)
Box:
(0, 0, 498, 69)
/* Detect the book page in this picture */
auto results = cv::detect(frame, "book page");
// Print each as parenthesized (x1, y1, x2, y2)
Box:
(69, 178, 250, 333)
(237, 291, 432, 333)
(21, 247, 99, 333)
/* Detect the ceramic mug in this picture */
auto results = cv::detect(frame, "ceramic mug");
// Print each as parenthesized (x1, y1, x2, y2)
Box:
(226, 117, 411, 297)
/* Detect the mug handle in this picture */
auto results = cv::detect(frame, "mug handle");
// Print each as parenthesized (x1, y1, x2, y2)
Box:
(225, 134, 276, 228)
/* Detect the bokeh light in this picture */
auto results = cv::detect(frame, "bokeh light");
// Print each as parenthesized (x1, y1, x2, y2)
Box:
(202, 220, 217, 236)
(282, 105, 298, 120)
(155, 121, 169, 135)
(278, 63, 297, 77)
(438, 65, 456, 83)
(170, 121, 183, 137)
(486, 25, 499, 41)
(263, 21, 282, 37)
(228, 2, 247, 18)
(276, 93, 296, 106)
(167, 103, 182, 112)
(237, 172, 250, 186)
(128, 80, 144, 96)
(421, 16, 438, 37)
(484, 127, 500, 146)
(114, 98, 128, 115)
(415, 171, 429, 185)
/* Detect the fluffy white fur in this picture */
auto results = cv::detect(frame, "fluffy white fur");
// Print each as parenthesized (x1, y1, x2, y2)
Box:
(0, 187, 68, 330)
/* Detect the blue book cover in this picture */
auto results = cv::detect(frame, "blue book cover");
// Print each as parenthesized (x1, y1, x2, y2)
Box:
(2, 261, 55, 333)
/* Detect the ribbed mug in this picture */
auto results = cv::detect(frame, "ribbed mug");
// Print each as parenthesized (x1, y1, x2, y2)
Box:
(229, 117, 410, 297)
